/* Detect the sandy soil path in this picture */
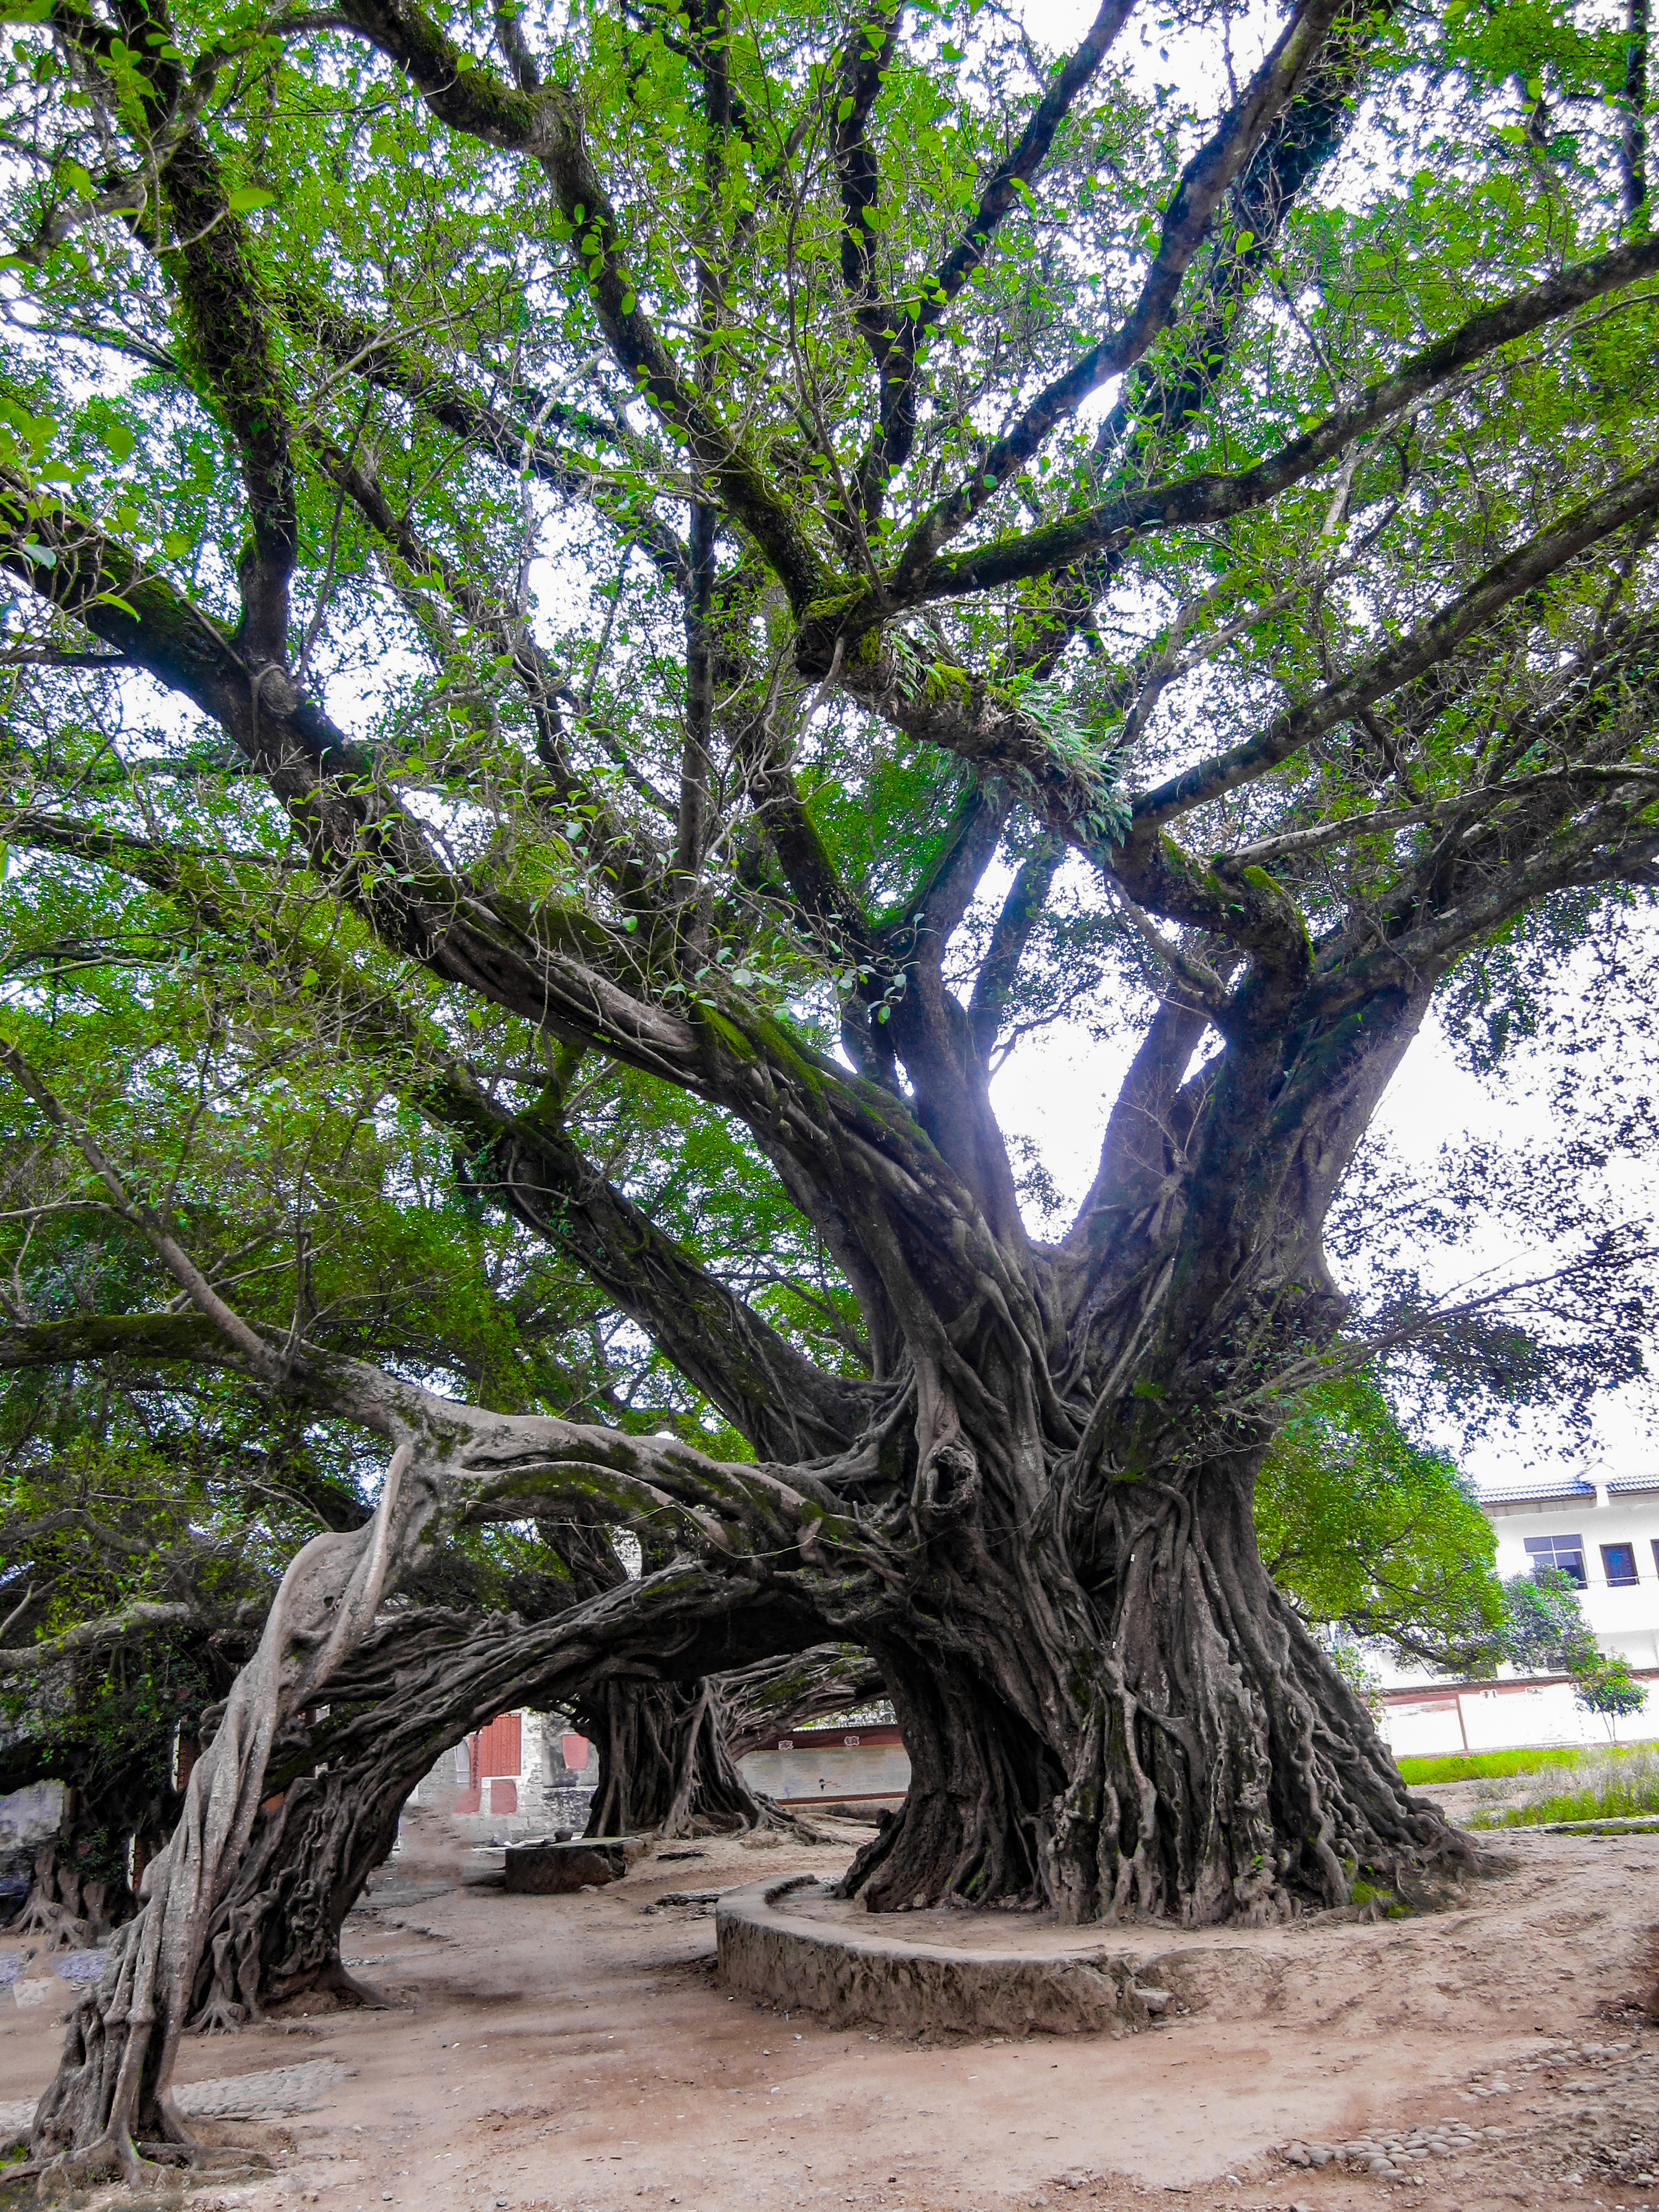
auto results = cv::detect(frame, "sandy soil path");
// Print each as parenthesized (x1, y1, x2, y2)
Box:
(2, 1802, 1657, 2212)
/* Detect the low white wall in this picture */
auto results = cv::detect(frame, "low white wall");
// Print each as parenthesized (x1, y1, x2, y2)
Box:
(1380, 1673, 1659, 1757)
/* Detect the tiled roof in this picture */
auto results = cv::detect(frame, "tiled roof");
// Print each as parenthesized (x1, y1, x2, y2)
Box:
(1478, 1476, 1596, 1506)
(1609, 1472, 1659, 1494)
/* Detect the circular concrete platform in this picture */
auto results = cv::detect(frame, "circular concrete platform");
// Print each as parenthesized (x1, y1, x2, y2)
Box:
(714, 1875, 1178, 2037)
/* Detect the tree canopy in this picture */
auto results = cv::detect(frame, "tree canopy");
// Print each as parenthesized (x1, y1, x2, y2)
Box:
(0, 0, 1656, 2173)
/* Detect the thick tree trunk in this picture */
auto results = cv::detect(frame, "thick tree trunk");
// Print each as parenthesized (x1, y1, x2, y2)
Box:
(27, 1447, 427, 2181)
(844, 1449, 1470, 1924)
(184, 1763, 405, 2032)
(581, 1675, 783, 1837)
(188, 1678, 779, 2023)
(159, 1579, 829, 2027)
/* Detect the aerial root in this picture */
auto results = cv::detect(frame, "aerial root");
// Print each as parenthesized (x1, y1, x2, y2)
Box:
(187, 1989, 248, 2035)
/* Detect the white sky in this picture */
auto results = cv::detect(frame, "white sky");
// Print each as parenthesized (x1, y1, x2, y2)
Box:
(990, 987, 1659, 1491)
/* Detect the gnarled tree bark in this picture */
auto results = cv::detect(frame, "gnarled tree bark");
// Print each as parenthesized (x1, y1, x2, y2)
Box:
(581, 1675, 779, 1838)
(170, 1576, 836, 2028)
(28, 1443, 431, 2178)
(8, 0, 1657, 2170)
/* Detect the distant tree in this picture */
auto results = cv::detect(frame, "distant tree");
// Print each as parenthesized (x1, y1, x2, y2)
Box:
(1500, 1565, 1601, 1676)
(1254, 1374, 1507, 1672)
(1572, 1654, 1649, 1743)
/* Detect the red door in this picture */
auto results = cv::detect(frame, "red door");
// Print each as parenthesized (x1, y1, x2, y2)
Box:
(477, 1712, 522, 1777)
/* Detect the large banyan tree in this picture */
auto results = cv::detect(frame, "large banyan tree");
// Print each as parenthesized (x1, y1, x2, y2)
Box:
(0, 0, 1655, 2173)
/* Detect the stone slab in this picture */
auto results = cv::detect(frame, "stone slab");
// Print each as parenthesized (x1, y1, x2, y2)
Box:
(715, 1875, 1172, 2037)
(502, 1836, 649, 1894)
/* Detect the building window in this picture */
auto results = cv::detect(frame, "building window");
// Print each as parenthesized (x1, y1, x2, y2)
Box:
(1602, 1542, 1639, 1588)
(1524, 1534, 1587, 1587)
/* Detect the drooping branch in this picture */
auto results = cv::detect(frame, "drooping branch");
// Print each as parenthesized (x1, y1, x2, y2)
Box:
(185, 1565, 827, 2025)
(720, 1641, 887, 1754)
(30, 1436, 434, 2177)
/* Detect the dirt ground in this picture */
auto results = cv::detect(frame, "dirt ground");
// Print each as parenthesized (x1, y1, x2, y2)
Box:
(4, 1790, 1659, 2212)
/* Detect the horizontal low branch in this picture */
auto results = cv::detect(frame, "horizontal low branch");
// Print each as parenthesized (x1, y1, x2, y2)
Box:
(0, 1600, 197, 1676)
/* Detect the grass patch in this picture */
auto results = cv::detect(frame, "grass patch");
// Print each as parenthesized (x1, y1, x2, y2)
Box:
(1395, 1745, 1625, 1785)
(1464, 1743, 1659, 1827)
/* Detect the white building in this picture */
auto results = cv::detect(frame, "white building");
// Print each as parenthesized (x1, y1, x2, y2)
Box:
(1378, 1469, 1659, 1759)
(1482, 1470, 1659, 1666)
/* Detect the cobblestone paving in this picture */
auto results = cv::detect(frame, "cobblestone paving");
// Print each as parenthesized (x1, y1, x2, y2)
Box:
(1269, 2033, 1659, 2201)
(0, 2055, 351, 2146)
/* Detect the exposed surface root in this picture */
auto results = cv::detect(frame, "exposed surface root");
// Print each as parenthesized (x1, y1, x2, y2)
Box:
(188, 1989, 248, 2035)
(311, 1957, 397, 2008)
(839, 1460, 1475, 1930)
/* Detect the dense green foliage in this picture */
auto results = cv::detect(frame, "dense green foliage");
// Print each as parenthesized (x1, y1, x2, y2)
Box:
(1254, 1373, 1506, 1667)
(0, 0, 1653, 1972)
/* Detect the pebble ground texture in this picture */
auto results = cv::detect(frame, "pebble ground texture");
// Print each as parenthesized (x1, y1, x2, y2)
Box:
(2, 1785, 1658, 2212)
